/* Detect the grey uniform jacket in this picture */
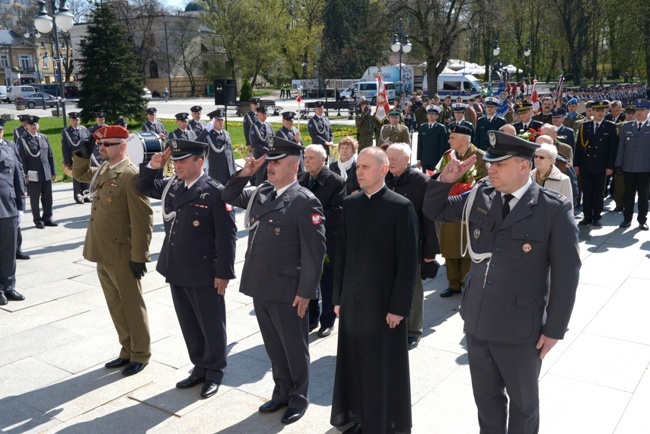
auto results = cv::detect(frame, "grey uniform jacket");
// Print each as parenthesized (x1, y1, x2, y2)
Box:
(221, 175, 326, 302)
(615, 120, 650, 173)
(168, 129, 197, 143)
(61, 126, 91, 167)
(142, 120, 166, 135)
(423, 179, 580, 344)
(17, 134, 55, 182)
(0, 140, 26, 217)
(197, 128, 237, 186)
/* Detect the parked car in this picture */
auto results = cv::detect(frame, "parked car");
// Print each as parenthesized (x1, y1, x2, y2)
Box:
(6, 85, 36, 103)
(143, 87, 152, 99)
(0, 85, 7, 102)
(15, 92, 59, 108)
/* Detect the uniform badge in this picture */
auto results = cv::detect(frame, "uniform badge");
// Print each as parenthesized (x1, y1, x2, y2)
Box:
(225, 203, 233, 212)
(200, 192, 209, 199)
(474, 229, 481, 239)
(488, 131, 496, 146)
(311, 213, 322, 225)
(522, 243, 532, 253)
(107, 197, 113, 203)
(193, 220, 200, 227)
(274, 227, 281, 235)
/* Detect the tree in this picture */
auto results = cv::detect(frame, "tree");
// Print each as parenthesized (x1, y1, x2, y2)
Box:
(77, 3, 147, 123)
(395, 0, 486, 94)
(167, 17, 204, 96)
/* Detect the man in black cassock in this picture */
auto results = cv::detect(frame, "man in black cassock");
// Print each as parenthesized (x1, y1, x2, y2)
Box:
(331, 147, 418, 434)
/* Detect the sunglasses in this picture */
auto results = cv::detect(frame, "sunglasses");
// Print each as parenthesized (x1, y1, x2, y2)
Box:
(534, 155, 546, 160)
(97, 141, 122, 147)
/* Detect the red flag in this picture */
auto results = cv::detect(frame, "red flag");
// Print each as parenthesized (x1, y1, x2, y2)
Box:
(296, 95, 302, 103)
(373, 75, 390, 123)
(531, 80, 539, 113)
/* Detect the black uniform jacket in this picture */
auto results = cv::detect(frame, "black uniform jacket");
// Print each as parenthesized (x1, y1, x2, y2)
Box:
(574, 120, 618, 173)
(137, 168, 237, 287)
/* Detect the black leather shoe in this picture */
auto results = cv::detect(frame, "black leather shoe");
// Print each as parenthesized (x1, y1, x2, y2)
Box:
(43, 220, 58, 227)
(16, 250, 30, 260)
(280, 407, 306, 424)
(578, 219, 592, 226)
(84, 197, 91, 203)
(640, 223, 649, 231)
(440, 288, 461, 298)
(200, 381, 220, 398)
(5, 289, 25, 301)
(105, 357, 130, 368)
(343, 423, 363, 434)
(259, 400, 287, 413)
(176, 375, 204, 389)
(408, 337, 419, 350)
(592, 219, 602, 228)
(317, 326, 332, 337)
(122, 362, 147, 376)
(35, 221, 45, 229)
(0, 293, 7, 305)
(619, 221, 632, 229)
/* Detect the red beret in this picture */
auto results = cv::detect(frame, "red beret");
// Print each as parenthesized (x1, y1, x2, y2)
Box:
(94, 125, 129, 140)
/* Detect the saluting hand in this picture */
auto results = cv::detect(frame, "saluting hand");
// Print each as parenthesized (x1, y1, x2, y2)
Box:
(238, 154, 267, 177)
(215, 278, 229, 295)
(439, 154, 478, 184)
(150, 148, 172, 170)
(292, 295, 310, 318)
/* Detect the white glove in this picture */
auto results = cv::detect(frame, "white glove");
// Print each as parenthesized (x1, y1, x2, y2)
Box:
(18, 210, 23, 224)
(205, 118, 215, 132)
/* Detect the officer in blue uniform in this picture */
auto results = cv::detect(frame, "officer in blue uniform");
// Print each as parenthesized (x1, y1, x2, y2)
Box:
(168, 113, 197, 143)
(448, 103, 475, 136)
(308, 101, 334, 158)
(17, 116, 57, 229)
(142, 107, 166, 140)
(137, 138, 237, 399)
(87, 111, 107, 167)
(243, 97, 260, 151)
(574, 100, 618, 226)
(189, 105, 206, 136)
(221, 137, 326, 426)
(249, 105, 274, 184)
(197, 108, 236, 185)
(62, 112, 91, 204)
(513, 102, 544, 133)
(474, 97, 507, 150)
(0, 119, 26, 305)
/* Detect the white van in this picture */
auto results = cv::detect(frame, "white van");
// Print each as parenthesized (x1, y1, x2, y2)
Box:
(340, 81, 396, 104)
(422, 74, 483, 101)
(7, 85, 36, 103)
(0, 86, 7, 103)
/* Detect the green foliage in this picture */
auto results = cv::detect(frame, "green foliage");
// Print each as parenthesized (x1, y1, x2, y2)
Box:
(240, 78, 253, 102)
(77, 4, 148, 124)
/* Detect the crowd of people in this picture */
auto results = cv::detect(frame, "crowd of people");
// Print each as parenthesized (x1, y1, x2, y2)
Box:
(1, 82, 648, 433)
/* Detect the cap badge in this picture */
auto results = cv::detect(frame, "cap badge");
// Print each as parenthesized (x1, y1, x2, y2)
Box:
(488, 132, 496, 146)
(474, 229, 481, 239)
(170, 139, 178, 150)
(274, 227, 281, 236)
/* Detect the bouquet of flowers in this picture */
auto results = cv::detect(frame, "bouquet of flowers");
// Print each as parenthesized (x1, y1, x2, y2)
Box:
(517, 127, 541, 142)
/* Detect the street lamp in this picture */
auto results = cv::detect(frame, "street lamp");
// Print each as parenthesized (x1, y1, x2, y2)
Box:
(524, 39, 531, 94)
(491, 38, 500, 84)
(24, 32, 47, 110)
(33, 0, 75, 127)
(390, 18, 412, 95)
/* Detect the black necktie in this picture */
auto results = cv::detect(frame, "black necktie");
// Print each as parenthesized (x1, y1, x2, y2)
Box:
(639, 123, 642, 131)
(308, 177, 316, 189)
(269, 191, 277, 202)
(502, 194, 514, 219)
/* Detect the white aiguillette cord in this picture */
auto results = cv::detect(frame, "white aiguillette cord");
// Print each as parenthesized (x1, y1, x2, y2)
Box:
(82, 161, 107, 201)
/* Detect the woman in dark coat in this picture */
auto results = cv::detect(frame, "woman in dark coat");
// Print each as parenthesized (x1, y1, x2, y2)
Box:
(330, 136, 360, 195)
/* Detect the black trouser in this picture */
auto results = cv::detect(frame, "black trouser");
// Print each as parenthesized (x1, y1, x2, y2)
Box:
(580, 172, 606, 221)
(308, 264, 336, 329)
(16, 227, 23, 253)
(28, 180, 53, 223)
(171, 284, 227, 383)
(0, 216, 18, 294)
(73, 179, 89, 200)
(623, 171, 650, 224)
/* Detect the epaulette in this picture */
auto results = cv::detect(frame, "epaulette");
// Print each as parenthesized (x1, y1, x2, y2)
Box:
(207, 178, 223, 189)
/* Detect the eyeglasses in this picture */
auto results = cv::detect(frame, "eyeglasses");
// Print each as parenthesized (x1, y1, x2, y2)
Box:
(534, 155, 546, 160)
(97, 141, 122, 147)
